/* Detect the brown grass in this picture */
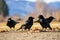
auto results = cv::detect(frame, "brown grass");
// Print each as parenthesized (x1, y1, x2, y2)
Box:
(0, 22, 60, 32)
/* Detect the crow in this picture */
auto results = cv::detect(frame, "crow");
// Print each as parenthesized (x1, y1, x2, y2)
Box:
(7, 18, 19, 28)
(35, 15, 55, 30)
(17, 16, 34, 31)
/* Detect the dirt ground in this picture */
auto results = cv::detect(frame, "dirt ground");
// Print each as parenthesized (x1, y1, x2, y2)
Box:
(0, 31, 60, 40)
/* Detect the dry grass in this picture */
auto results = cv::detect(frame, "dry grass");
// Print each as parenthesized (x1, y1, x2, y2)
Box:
(0, 22, 60, 40)
(0, 22, 60, 32)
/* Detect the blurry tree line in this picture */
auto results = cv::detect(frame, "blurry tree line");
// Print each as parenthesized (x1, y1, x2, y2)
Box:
(0, 0, 60, 22)
(0, 0, 9, 17)
(0, 0, 9, 22)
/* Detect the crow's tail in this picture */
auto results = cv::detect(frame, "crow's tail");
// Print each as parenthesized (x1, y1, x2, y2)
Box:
(17, 24, 25, 31)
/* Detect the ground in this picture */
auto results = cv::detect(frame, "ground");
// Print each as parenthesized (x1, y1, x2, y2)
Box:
(0, 31, 60, 40)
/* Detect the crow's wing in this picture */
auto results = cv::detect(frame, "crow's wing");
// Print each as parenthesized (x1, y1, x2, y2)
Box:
(10, 20, 18, 26)
(23, 20, 30, 25)
(46, 17, 53, 23)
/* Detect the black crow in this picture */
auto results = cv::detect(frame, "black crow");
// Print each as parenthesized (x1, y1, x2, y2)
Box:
(17, 16, 34, 31)
(35, 15, 55, 30)
(7, 18, 19, 28)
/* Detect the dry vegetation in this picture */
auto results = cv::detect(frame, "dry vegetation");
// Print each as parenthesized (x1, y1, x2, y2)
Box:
(0, 21, 60, 32)
(0, 22, 60, 40)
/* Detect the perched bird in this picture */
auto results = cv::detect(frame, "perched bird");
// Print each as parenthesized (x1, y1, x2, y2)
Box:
(35, 15, 55, 30)
(17, 16, 34, 31)
(7, 18, 19, 28)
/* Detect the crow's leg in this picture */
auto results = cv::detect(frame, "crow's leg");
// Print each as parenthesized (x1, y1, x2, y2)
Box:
(42, 27, 44, 30)
(28, 28, 30, 31)
(13, 26, 15, 29)
(9, 26, 11, 28)
(11, 27, 14, 31)
(42, 27, 46, 31)
(13, 26, 15, 31)
(24, 27, 30, 32)
(48, 26, 52, 30)
(48, 24, 52, 30)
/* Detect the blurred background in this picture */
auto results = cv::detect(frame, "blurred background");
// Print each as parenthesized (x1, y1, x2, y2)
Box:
(0, 0, 60, 22)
